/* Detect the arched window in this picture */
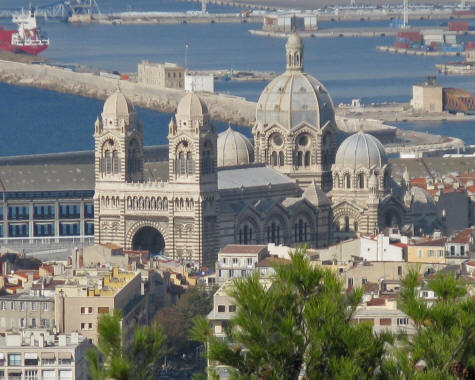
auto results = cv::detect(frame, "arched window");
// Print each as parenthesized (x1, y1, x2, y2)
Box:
(178, 152, 185, 175)
(345, 174, 351, 189)
(105, 151, 112, 174)
(358, 173, 365, 189)
(304, 151, 310, 167)
(334, 174, 340, 189)
(298, 219, 303, 242)
(202, 141, 214, 175)
(344, 216, 350, 232)
(186, 152, 193, 175)
(267, 221, 281, 244)
(279, 152, 285, 167)
(112, 151, 119, 174)
(297, 151, 303, 167)
(271, 151, 278, 166)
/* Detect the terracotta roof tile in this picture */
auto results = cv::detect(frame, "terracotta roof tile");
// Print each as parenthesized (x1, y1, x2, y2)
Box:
(411, 238, 447, 247)
(367, 298, 386, 306)
(450, 228, 474, 244)
(255, 255, 290, 267)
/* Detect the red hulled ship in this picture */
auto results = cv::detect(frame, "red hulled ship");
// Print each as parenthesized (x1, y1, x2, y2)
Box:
(0, 8, 49, 55)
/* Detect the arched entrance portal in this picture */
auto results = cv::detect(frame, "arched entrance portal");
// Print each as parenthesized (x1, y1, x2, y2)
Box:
(132, 226, 165, 254)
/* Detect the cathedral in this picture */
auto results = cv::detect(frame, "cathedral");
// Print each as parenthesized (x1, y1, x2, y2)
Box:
(94, 33, 411, 266)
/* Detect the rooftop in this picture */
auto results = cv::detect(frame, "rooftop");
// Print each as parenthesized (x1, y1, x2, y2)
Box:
(219, 245, 267, 255)
(255, 255, 290, 268)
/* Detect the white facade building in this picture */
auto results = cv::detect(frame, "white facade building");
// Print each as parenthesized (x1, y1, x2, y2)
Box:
(185, 74, 214, 93)
(360, 235, 407, 262)
(0, 331, 90, 380)
(215, 245, 268, 284)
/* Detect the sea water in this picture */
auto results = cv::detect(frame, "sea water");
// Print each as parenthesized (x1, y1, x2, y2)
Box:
(0, 0, 473, 156)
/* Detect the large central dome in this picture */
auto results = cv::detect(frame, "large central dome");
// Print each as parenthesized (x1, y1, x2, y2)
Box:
(256, 32, 335, 131)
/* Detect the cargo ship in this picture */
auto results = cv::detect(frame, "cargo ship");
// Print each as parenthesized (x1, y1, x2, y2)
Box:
(0, 8, 49, 55)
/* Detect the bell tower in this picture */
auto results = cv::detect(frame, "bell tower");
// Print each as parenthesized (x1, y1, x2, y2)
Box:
(93, 90, 144, 246)
(94, 89, 144, 184)
(167, 92, 219, 266)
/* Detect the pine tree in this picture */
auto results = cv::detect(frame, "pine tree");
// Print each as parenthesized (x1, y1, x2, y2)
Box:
(192, 248, 389, 379)
(381, 268, 475, 379)
(87, 312, 167, 380)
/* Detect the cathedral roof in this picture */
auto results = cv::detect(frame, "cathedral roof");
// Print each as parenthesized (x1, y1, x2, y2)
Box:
(255, 34, 335, 131)
(217, 127, 254, 168)
(286, 31, 303, 49)
(102, 90, 134, 117)
(256, 71, 334, 131)
(176, 92, 208, 120)
(217, 165, 293, 190)
(302, 180, 331, 206)
(334, 131, 388, 170)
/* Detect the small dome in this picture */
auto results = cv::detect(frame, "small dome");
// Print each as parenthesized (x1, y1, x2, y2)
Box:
(176, 92, 208, 120)
(103, 90, 134, 117)
(217, 127, 254, 167)
(256, 72, 335, 131)
(286, 32, 302, 49)
(334, 132, 388, 170)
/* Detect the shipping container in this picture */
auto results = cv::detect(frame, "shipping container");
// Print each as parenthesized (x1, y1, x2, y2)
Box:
(394, 42, 409, 49)
(448, 21, 468, 31)
(464, 41, 475, 50)
(397, 31, 421, 42)
(454, 10, 474, 17)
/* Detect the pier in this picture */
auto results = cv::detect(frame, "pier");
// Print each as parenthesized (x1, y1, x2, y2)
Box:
(376, 45, 469, 57)
(250, 28, 475, 39)
(68, 11, 262, 24)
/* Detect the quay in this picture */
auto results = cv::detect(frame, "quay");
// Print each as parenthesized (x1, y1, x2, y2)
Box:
(181, 0, 474, 21)
(250, 28, 475, 39)
(0, 58, 465, 154)
(69, 12, 262, 24)
(376, 45, 469, 57)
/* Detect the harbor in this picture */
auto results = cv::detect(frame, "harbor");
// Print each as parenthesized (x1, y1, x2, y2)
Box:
(0, 55, 466, 155)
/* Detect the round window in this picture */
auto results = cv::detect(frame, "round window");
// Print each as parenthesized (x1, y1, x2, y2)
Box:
(272, 134, 283, 147)
(298, 135, 309, 147)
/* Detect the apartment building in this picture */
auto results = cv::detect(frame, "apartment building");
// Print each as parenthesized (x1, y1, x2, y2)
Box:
(215, 245, 268, 284)
(0, 330, 90, 380)
(0, 294, 55, 334)
(54, 267, 146, 344)
(407, 238, 447, 264)
(353, 297, 416, 336)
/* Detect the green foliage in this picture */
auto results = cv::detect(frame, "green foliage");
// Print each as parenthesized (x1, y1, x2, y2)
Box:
(381, 269, 475, 380)
(192, 248, 389, 379)
(154, 286, 214, 357)
(87, 312, 166, 380)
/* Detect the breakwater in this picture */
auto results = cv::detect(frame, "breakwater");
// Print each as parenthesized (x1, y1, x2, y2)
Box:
(0, 59, 465, 153)
(69, 12, 262, 24)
